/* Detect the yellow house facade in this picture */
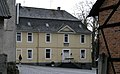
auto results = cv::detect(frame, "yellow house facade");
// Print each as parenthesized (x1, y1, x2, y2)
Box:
(16, 4, 92, 69)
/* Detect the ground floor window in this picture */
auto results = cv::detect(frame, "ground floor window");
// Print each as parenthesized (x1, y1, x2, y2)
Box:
(27, 49, 33, 59)
(16, 48, 22, 60)
(45, 48, 51, 59)
(80, 49, 86, 59)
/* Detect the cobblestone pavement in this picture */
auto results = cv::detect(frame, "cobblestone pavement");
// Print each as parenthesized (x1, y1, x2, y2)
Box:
(18, 65, 96, 74)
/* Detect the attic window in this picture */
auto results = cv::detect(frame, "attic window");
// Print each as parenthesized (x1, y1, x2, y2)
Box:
(28, 22, 31, 26)
(46, 23, 49, 27)
(79, 25, 82, 28)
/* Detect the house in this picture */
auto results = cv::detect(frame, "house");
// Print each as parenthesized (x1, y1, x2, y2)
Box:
(0, 0, 17, 74)
(0, 0, 11, 53)
(89, 0, 120, 73)
(0, 0, 11, 74)
(16, 4, 92, 69)
(0, 0, 16, 62)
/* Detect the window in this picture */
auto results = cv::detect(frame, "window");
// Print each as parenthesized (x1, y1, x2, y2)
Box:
(45, 48, 51, 59)
(80, 35, 85, 44)
(16, 48, 22, 60)
(46, 33, 51, 43)
(80, 49, 86, 59)
(64, 34, 69, 43)
(27, 49, 33, 59)
(27, 33, 33, 42)
(16, 32, 22, 42)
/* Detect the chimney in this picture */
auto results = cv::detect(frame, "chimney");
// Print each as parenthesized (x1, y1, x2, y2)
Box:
(16, 3, 21, 24)
(57, 7, 61, 10)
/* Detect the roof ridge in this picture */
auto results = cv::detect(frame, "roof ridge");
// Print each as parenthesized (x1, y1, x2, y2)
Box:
(20, 6, 65, 11)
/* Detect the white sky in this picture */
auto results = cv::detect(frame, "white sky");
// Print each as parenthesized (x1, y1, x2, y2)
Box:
(16, 0, 96, 14)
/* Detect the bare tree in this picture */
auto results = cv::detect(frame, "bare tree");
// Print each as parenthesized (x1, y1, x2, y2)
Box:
(73, 0, 98, 67)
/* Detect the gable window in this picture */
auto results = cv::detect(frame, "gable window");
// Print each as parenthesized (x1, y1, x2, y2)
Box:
(27, 32, 33, 43)
(16, 32, 22, 42)
(27, 49, 33, 59)
(64, 34, 69, 43)
(80, 35, 85, 44)
(45, 48, 51, 59)
(46, 33, 51, 43)
(80, 49, 86, 59)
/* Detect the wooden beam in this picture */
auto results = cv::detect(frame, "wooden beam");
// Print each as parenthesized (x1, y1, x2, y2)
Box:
(99, 22, 120, 29)
(99, 5, 116, 12)
(109, 58, 120, 62)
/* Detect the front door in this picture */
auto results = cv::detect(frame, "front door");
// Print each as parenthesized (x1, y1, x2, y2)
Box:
(62, 49, 70, 62)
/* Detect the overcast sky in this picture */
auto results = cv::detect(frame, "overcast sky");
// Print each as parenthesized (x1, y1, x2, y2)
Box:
(16, 0, 96, 14)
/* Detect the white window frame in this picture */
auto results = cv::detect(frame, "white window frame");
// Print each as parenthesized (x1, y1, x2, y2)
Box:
(16, 32, 22, 42)
(64, 34, 69, 43)
(16, 48, 22, 60)
(80, 34, 86, 44)
(45, 33, 51, 43)
(80, 49, 86, 59)
(27, 48, 33, 60)
(27, 32, 33, 43)
(45, 48, 52, 59)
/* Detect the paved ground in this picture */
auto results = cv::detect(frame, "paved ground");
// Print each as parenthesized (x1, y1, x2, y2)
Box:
(18, 65, 96, 74)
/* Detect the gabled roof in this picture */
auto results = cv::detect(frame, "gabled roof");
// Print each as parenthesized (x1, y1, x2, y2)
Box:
(0, 0, 11, 18)
(19, 6, 78, 21)
(88, 0, 105, 17)
(58, 25, 76, 33)
(17, 5, 91, 34)
(17, 18, 91, 34)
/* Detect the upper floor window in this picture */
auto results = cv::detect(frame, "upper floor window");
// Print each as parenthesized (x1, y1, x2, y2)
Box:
(27, 32, 33, 43)
(80, 35, 86, 44)
(64, 34, 69, 43)
(16, 32, 22, 42)
(80, 49, 86, 59)
(27, 49, 33, 59)
(45, 48, 51, 59)
(46, 33, 51, 43)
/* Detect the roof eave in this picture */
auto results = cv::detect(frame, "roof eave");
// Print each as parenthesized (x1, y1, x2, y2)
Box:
(88, 0, 105, 17)
(0, 0, 11, 19)
(0, 16, 11, 19)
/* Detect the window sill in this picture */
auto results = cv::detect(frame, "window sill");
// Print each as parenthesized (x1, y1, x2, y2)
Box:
(27, 41, 33, 43)
(64, 43, 69, 46)
(27, 58, 33, 60)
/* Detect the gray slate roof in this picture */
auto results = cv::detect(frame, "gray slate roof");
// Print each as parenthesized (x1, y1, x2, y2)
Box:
(19, 6, 78, 21)
(17, 18, 91, 34)
(0, 0, 11, 18)
(17, 6, 91, 34)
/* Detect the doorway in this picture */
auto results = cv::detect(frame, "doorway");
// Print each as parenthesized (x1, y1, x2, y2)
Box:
(62, 49, 70, 62)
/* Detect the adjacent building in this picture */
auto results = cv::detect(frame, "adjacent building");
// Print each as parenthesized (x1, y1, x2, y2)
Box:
(16, 4, 92, 69)
(0, 0, 11, 53)
(0, 0, 16, 62)
(0, 0, 16, 74)
(0, 0, 11, 74)
(3, 0, 16, 62)
(89, 0, 120, 74)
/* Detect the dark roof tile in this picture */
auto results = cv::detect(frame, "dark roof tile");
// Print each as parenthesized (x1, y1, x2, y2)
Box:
(19, 6, 78, 21)
(0, 0, 11, 18)
(17, 18, 91, 34)
(17, 6, 91, 34)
